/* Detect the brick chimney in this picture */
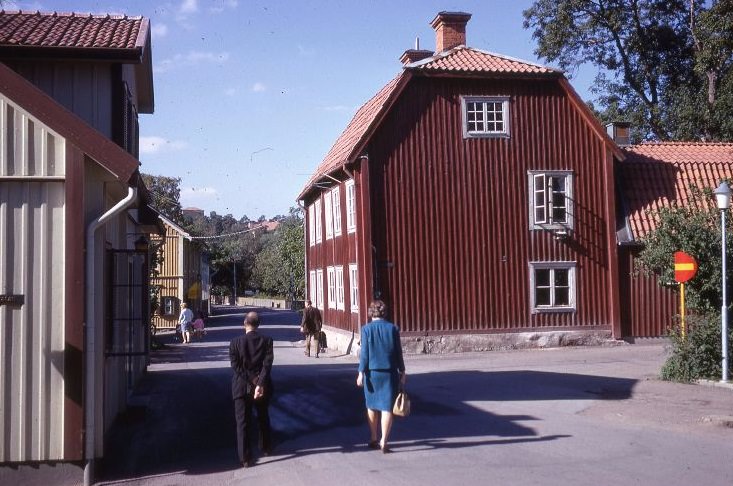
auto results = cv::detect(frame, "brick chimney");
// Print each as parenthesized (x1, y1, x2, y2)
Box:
(606, 122, 631, 147)
(430, 11, 471, 53)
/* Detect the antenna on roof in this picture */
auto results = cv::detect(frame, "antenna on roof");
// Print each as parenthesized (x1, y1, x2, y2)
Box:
(415, 37, 420, 50)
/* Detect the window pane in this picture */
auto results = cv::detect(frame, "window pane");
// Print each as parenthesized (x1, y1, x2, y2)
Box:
(554, 269, 568, 287)
(535, 269, 550, 286)
(536, 288, 551, 306)
(555, 288, 569, 306)
(552, 177, 566, 192)
(552, 207, 567, 223)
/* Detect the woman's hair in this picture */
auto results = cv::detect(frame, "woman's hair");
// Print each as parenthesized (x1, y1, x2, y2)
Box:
(368, 299, 388, 319)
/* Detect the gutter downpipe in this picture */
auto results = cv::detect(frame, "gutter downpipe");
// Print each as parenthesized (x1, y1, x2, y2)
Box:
(84, 186, 137, 486)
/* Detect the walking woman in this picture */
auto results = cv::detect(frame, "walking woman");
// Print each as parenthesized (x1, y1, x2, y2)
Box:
(356, 300, 406, 453)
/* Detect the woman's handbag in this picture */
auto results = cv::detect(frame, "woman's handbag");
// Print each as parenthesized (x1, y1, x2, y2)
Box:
(393, 390, 411, 417)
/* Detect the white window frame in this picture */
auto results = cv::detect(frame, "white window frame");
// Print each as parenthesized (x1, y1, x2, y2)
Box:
(314, 199, 322, 244)
(308, 204, 315, 247)
(332, 187, 342, 237)
(345, 179, 356, 233)
(316, 269, 324, 309)
(527, 171, 574, 230)
(324, 191, 333, 239)
(349, 263, 359, 313)
(309, 270, 316, 304)
(462, 96, 510, 138)
(529, 261, 576, 313)
(327, 266, 336, 309)
(335, 266, 345, 310)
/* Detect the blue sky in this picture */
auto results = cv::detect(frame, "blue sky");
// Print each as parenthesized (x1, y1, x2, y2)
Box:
(12, 0, 596, 219)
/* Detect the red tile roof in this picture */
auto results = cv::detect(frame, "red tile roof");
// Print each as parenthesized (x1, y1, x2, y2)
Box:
(619, 142, 733, 239)
(408, 47, 558, 75)
(0, 10, 146, 52)
(301, 73, 409, 195)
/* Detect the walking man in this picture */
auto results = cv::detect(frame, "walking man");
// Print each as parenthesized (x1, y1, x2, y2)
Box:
(230, 311, 274, 467)
(301, 300, 323, 357)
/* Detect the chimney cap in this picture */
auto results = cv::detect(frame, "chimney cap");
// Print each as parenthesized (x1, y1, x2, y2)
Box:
(430, 11, 472, 29)
(400, 49, 434, 65)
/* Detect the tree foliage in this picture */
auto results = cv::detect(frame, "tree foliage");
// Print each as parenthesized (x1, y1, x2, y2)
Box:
(250, 208, 305, 299)
(141, 173, 185, 224)
(523, 0, 733, 141)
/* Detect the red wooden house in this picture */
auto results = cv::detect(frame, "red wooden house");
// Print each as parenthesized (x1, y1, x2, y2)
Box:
(298, 12, 627, 352)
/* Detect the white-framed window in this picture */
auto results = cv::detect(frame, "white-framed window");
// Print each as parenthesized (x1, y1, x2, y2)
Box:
(314, 199, 322, 244)
(529, 262, 576, 312)
(316, 269, 324, 309)
(462, 96, 510, 138)
(335, 266, 344, 310)
(345, 179, 356, 233)
(308, 204, 315, 247)
(527, 171, 574, 230)
(324, 192, 333, 239)
(327, 266, 336, 309)
(161, 296, 178, 316)
(309, 270, 317, 304)
(349, 263, 359, 313)
(332, 187, 342, 237)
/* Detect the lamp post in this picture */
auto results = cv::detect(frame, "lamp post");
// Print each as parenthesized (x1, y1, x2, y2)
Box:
(713, 182, 731, 383)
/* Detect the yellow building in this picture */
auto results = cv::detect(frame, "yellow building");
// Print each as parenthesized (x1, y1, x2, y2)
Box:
(151, 215, 209, 330)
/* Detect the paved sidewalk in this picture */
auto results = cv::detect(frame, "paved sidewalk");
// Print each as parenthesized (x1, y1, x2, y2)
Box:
(95, 307, 732, 486)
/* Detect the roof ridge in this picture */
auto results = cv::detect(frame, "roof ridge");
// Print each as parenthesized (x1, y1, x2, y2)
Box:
(629, 141, 733, 146)
(467, 47, 558, 72)
(1, 10, 143, 20)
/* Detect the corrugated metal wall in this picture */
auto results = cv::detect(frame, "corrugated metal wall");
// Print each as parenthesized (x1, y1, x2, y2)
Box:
(0, 95, 67, 461)
(368, 77, 614, 334)
(619, 247, 677, 337)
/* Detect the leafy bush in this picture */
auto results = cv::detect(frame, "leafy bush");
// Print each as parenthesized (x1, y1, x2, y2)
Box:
(661, 312, 733, 382)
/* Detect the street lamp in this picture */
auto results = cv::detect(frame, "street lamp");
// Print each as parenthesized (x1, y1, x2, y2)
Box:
(713, 182, 731, 383)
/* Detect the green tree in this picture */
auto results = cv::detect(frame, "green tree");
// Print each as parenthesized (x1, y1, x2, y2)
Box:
(141, 173, 185, 224)
(523, 0, 733, 141)
(250, 208, 305, 299)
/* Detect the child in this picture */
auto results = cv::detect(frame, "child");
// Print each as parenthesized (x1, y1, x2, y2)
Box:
(192, 311, 206, 340)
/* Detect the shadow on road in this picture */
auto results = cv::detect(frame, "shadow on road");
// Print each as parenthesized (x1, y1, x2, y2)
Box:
(99, 306, 637, 483)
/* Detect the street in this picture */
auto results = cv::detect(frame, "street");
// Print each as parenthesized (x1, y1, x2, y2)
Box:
(97, 307, 733, 486)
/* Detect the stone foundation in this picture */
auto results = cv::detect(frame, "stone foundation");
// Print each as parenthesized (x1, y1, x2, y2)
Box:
(322, 327, 620, 356)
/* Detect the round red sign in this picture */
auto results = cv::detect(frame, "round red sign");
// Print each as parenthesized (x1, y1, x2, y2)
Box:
(674, 251, 698, 283)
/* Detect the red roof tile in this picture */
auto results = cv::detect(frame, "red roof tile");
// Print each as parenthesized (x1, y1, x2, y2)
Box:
(301, 73, 409, 194)
(408, 47, 558, 75)
(619, 142, 733, 239)
(0, 10, 145, 51)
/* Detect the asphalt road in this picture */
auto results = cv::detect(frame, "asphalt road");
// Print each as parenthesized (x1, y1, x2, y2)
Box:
(95, 306, 733, 486)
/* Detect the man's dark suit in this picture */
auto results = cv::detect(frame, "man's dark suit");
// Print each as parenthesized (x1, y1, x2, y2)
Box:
(229, 329, 274, 463)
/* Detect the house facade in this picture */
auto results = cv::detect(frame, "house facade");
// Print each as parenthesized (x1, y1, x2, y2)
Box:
(299, 12, 625, 353)
(151, 214, 210, 330)
(0, 10, 157, 479)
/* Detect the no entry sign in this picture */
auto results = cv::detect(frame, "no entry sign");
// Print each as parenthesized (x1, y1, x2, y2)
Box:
(674, 251, 698, 283)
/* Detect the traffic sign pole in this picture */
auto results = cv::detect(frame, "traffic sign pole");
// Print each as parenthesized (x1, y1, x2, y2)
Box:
(680, 282, 686, 340)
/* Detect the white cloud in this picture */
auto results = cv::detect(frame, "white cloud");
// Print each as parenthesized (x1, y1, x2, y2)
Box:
(179, 0, 198, 14)
(209, 0, 239, 13)
(251, 82, 266, 93)
(156, 51, 230, 73)
(151, 23, 168, 39)
(224, 88, 238, 96)
(140, 136, 188, 155)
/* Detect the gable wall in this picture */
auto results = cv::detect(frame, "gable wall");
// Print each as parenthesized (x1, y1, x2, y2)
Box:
(368, 76, 614, 334)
